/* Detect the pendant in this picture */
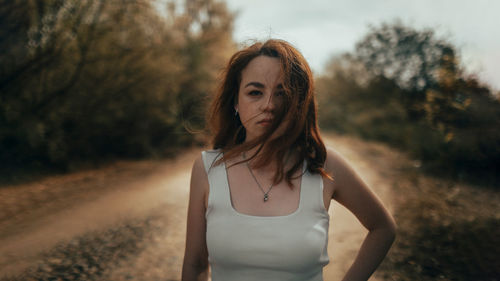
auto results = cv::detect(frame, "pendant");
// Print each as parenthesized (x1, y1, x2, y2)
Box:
(264, 194, 269, 202)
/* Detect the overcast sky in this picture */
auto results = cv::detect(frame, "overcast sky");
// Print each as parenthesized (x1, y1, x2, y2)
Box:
(225, 0, 500, 91)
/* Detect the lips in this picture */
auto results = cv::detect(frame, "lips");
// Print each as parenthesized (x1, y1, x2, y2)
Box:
(258, 118, 273, 124)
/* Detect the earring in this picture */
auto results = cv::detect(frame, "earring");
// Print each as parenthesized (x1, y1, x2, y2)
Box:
(235, 108, 238, 116)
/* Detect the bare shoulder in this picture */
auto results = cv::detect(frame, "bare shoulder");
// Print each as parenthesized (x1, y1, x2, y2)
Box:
(191, 154, 206, 178)
(324, 146, 368, 197)
(325, 147, 349, 171)
(190, 154, 209, 208)
(324, 147, 355, 182)
(321, 147, 348, 200)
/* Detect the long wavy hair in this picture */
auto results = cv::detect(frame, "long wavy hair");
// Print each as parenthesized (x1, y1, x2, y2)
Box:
(208, 39, 330, 185)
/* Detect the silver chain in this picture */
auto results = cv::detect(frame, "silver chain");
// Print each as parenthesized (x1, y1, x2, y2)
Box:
(243, 153, 274, 202)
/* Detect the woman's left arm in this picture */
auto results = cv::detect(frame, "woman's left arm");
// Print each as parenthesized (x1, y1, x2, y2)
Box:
(325, 148, 396, 281)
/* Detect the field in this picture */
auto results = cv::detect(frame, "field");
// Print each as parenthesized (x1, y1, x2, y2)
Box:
(0, 134, 498, 280)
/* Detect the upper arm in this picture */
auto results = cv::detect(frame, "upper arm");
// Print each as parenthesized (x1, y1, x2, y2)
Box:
(182, 155, 209, 269)
(325, 148, 396, 232)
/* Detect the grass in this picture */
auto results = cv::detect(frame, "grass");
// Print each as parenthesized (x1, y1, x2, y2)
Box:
(378, 167, 500, 281)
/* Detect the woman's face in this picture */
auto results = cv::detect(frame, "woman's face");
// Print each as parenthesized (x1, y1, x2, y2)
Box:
(236, 55, 285, 142)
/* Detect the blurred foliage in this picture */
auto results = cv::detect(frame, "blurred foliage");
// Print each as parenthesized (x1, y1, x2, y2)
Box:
(399, 217, 500, 280)
(317, 21, 500, 186)
(378, 169, 500, 281)
(0, 0, 235, 178)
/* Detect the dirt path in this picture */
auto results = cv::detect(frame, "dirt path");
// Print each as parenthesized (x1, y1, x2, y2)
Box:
(0, 151, 197, 278)
(0, 134, 402, 280)
(323, 134, 400, 281)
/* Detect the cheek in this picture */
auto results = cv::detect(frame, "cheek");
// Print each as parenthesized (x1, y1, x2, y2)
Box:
(236, 100, 256, 120)
(238, 108, 253, 124)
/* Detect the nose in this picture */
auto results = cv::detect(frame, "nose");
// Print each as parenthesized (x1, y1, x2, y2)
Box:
(260, 92, 276, 111)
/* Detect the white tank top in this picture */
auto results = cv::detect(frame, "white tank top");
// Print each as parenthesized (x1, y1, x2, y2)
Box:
(202, 150, 330, 281)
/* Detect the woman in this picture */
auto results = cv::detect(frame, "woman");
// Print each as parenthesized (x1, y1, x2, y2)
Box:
(182, 39, 396, 281)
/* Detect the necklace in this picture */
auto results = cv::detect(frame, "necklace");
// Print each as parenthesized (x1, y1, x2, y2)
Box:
(243, 153, 274, 202)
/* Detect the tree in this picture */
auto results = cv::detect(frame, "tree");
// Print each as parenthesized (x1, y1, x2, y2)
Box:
(0, 0, 235, 176)
(167, 0, 236, 134)
(318, 21, 500, 184)
(355, 20, 458, 92)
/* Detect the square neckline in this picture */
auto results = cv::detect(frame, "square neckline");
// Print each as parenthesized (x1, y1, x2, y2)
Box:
(222, 159, 306, 219)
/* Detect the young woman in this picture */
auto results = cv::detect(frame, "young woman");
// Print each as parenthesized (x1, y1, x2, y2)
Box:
(182, 39, 396, 281)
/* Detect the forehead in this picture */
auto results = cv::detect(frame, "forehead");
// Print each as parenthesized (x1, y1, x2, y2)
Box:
(240, 56, 282, 86)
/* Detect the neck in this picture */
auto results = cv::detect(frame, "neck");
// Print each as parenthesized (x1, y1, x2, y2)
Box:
(242, 144, 298, 172)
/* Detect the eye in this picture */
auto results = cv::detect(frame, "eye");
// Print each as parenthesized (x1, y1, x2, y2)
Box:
(275, 90, 285, 97)
(248, 90, 262, 96)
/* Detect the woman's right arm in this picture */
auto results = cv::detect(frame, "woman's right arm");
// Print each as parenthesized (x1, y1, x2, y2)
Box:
(181, 156, 210, 281)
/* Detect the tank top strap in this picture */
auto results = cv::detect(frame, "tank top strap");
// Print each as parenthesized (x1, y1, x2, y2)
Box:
(299, 165, 327, 214)
(201, 150, 232, 211)
(201, 150, 222, 173)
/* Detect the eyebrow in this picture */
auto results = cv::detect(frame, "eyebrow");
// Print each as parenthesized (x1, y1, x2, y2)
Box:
(244, 82, 264, 88)
(244, 82, 284, 89)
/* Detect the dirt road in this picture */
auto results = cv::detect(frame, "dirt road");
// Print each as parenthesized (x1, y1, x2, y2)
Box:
(0, 134, 402, 280)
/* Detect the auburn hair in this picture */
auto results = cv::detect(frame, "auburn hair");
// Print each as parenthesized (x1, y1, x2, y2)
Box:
(208, 39, 330, 185)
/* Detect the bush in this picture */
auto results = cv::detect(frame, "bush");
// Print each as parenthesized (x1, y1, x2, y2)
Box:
(317, 22, 500, 187)
(0, 0, 235, 179)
